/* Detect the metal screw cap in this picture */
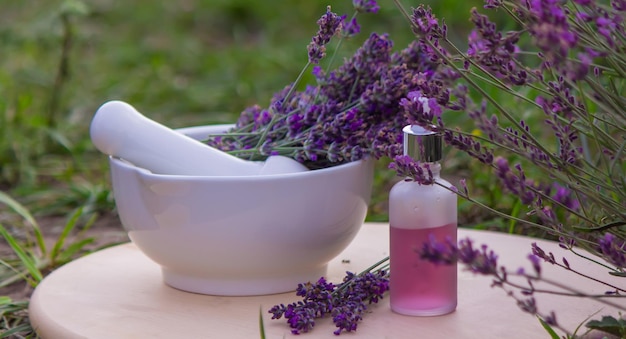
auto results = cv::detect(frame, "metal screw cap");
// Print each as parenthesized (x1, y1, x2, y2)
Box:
(403, 124, 443, 162)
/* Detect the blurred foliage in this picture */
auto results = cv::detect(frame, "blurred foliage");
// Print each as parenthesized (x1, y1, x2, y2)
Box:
(0, 0, 485, 213)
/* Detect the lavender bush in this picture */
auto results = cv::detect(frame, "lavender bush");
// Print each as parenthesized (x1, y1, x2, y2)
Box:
(400, 1, 626, 336)
(205, 0, 625, 337)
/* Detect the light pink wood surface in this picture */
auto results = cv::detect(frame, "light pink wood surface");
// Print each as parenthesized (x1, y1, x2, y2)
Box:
(29, 223, 624, 338)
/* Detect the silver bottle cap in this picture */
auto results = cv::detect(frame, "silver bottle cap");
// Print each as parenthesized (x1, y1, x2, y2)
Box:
(403, 125, 442, 162)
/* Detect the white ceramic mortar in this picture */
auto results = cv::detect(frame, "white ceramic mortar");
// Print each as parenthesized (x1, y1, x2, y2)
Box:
(109, 125, 375, 295)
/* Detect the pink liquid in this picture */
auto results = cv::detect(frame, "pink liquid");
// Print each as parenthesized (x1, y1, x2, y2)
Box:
(390, 223, 457, 316)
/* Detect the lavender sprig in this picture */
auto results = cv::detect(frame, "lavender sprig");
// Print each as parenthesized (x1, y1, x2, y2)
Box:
(206, 4, 438, 169)
(307, 6, 344, 65)
(268, 268, 389, 335)
(420, 236, 626, 337)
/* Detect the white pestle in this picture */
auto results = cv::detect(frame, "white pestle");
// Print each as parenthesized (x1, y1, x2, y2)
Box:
(90, 100, 309, 176)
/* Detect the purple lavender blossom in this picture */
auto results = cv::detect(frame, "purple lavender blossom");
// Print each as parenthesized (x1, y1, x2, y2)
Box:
(524, 0, 580, 75)
(537, 90, 584, 167)
(549, 183, 580, 211)
(467, 101, 501, 142)
(442, 128, 494, 165)
(598, 233, 626, 270)
(420, 234, 457, 265)
(596, 14, 619, 47)
(342, 17, 361, 37)
(532, 242, 556, 266)
(353, 0, 380, 14)
(517, 297, 538, 314)
(269, 271, 389, 335)
(399, 91, 442, 125)
(484, 0, 503, 9)
(493, 157, 536, 204)
(307, 7, 344, 64)
(322, 32, 392, 103)
(527, 254, 543, 276)
(467, 9, 527, 85)
(390, 40, 436, 71)
(359, 63, 416, 116)
(207, 6, 442, 168)
(421, 237, 499, 275)
(410, 5, 445, 38)
(536, 82, 578, 118)
(388, 155, 435, 185)
(407, 4, 452, 70)
(612, 0, 626, 11)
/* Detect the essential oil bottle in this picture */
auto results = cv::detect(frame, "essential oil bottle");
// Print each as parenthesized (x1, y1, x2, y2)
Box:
(389, 124, 458, 316)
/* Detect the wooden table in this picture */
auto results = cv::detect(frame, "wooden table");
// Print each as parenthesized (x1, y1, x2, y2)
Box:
(29, 223, 624, 338)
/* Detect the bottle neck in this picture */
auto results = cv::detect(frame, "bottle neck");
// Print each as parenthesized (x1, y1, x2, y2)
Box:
(403, 162, 441, 182)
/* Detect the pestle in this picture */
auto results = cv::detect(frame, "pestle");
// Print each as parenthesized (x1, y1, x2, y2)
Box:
(90, 100, 309, 176)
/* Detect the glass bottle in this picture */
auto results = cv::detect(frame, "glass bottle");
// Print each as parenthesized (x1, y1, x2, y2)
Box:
(389, 124, 458, 316)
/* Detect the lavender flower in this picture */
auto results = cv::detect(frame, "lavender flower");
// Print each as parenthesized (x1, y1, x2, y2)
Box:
(484, 0, 503, 9)
(527, 254, 542, 276)
(400, 91, 442, 125)
(517, 297, 538, 314)
(548, 183, 580, 211)
(307, 7, 344, 64)
(207, 21, 439, 169)
(598, 233, 626, 270)
(467, 9, 526, 85)
(269, 270, 389, 335)
(388, 155, 435, 185)
(410, 5, 446, 38)
(353, 0, 380, 14)
(420, 234, 457, 265)
(441, 128, 494, 165)
(341, 17, 361, 37)
(612, 0, 626, 10)
(421, 236, 500, 275)
(525, 0, 578, 68)
(493, 157, 536, 204)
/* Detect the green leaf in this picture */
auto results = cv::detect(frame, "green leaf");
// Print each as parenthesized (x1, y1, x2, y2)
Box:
(538, 316, 561, 339)
(508, 199, 521, 234)
(573, 220, 626, 232)
(0, 224, 43, 284)
(0, 257, 28, 288)
(259, 306, 266, 339)
(57, 238, 95, 264)
(43, 127, 73, 154)
(0, 191, 47, 255)
(0, 323, 33, 338)
(50, 207, 84, 265)
(0, 299, 29, 314)
(586, 315, 626, 337)
(0, 296, 12, 305)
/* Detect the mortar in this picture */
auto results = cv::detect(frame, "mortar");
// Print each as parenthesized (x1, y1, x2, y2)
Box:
(108, 124, 375, 295)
